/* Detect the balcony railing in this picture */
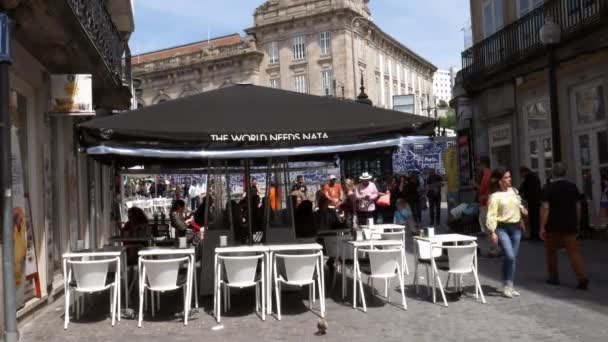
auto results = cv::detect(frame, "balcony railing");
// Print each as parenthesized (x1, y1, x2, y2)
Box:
(66, 0, 127, 85)
(461, 0, 607, 83)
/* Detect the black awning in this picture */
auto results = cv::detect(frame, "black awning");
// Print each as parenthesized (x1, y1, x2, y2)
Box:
(79, 84, 435, 157)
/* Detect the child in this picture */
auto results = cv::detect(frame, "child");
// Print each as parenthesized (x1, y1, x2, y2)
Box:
(393, 198, 414, 232)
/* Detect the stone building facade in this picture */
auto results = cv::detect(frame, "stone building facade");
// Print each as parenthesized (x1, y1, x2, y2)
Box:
(133, 0, 436, 116)
(452, 0, 608, 220)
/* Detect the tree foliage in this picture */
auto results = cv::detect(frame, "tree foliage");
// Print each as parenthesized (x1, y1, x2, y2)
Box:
(438, 108, 456, 130)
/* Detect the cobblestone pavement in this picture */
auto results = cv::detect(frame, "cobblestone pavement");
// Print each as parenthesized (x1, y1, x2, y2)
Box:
(19, 212, 608, 342)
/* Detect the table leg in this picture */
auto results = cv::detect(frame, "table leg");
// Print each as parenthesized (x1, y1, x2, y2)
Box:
(353, 247, 358, 309)
(341, 243, 346, 300)
(319, 251, 325, 316)
(266, 251, 273, 315)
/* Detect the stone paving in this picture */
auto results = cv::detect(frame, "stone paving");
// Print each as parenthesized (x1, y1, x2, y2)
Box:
(18, 213, 608, 342)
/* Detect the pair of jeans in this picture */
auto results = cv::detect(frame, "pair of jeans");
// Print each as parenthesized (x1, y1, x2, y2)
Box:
(496, 223, 522, 287)
(545, 232, 587, 282)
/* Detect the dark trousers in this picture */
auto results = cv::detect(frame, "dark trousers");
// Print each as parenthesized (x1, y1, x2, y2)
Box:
(409, 200, 421, 223)
(357, 211, 375, 225)
(545, 232, 587, 282)
(527, 202, 541, 240)
(428, 195, 441, 225)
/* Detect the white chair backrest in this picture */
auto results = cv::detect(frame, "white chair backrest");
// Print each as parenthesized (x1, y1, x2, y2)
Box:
(367, 249, 401, 277)
(415, 239, 442, 260)
(220, 254, 262, 285)
(68, 258, 116, 291)
(445, 244, 477, 273)
(380, 231, 404, 242)
(276, 253, 320, 283)
(142, 257, 188, 289)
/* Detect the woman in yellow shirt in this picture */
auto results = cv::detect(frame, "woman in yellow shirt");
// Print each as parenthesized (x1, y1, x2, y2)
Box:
(486, 168, 526, 298)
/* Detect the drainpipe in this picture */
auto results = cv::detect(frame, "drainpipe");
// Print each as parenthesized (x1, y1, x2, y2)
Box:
(0, 12, 19, 342)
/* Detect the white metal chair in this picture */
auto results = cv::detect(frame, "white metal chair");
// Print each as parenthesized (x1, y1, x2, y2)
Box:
(274, 252, 324, 320)
(433, 243, 485, 307)
(413, 238, 443, 296)
(380, 231, 410, 275)
(138, 256, 191, 327)
(215, 254, 265, 323)
(358, 248, 407, 312)
(64, 257, 120, 330)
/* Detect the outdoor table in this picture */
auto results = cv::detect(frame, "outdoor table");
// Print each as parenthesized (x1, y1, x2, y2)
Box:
(62, 246, 127, 319)
(213, 245, 270, 320)
(267, 243, 325, 316)
(341, 239, 403, 311)
(316, 228, 352, 236)
(138, 247, 197, 310)
(414, 234, 477, 304)
(109, 236, 155, 245)
(360, 224, 407, 231)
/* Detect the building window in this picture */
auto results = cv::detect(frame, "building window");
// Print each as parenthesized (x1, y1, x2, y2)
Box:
(403, 66, 408, 86)
(294, 75, 307, 93)
(319, 31, 331, 56)
(270, 78, 280, 89)
(377, 53, 382, 70)
(482, 0, 504, 38)
(321, 70, 333, 96)
(357, 36, 366, 59)
(517, 0, 543, 18)
(292, 35, 306, 60)
(385, 58, 390, 75)
(575, 84, 606, 124)
(384, 82, 390, 108)
(268, 41, 279, 64)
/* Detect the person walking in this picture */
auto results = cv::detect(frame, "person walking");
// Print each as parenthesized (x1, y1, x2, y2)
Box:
(540, 163, 589, 290)
(426, 169, 443, 226)
(520, 167, 542, 240)
(486, 168, 526, 298)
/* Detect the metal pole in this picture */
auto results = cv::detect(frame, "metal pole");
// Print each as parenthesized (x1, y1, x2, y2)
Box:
(351, 19, 358, 100)
(244, 160, 253, 244)
(88, 157, 97, 249)
(1, 41, 19, 342)
(548, 47, 562, 163)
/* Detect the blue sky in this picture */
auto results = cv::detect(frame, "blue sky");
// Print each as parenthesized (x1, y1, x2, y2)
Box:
(130, 0, 470, 69)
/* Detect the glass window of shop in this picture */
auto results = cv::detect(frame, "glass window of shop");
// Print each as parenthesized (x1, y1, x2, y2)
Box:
(489, 123, 512, 170)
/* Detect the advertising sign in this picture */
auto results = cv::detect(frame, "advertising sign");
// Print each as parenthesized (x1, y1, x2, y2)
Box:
(49, 74, 94, 115)
(0, 12, 11, 62)
(11, 127, 27, 308)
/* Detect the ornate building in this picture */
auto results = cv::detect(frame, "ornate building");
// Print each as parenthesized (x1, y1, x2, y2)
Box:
(133, 0, 436, 115)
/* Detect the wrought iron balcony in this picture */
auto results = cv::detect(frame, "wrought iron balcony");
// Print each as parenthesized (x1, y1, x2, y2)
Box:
(461, 0, 608, 83)
(66, 0, 128, 85)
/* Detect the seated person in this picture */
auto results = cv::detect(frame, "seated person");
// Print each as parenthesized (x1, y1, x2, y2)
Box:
(170, 200, 189, 237)
(121, 206, 149, 265)
(393, 198, 415, 232)
(295, 200, 315, 238)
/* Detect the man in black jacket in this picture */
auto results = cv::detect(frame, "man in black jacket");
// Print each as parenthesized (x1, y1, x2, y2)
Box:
(520, 167, 542, 240)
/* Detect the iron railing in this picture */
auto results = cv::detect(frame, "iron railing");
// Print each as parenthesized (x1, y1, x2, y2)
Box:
(65, 0, 127, 84)
(461, 0, 607, 82)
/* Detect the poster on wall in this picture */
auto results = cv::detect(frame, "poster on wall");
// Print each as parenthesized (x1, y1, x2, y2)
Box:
(48, 74, 94, 115)
(392, 140, 455, 175)
(457, 131, 472, 187)
(10, 126, 27, 308)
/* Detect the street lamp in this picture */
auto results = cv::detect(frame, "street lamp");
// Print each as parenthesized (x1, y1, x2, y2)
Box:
(539, 16, 562, 162)
(351, 15, 372, 99)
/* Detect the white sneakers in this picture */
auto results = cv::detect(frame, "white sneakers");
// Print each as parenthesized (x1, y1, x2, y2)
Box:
(503, 286, 521, 298)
